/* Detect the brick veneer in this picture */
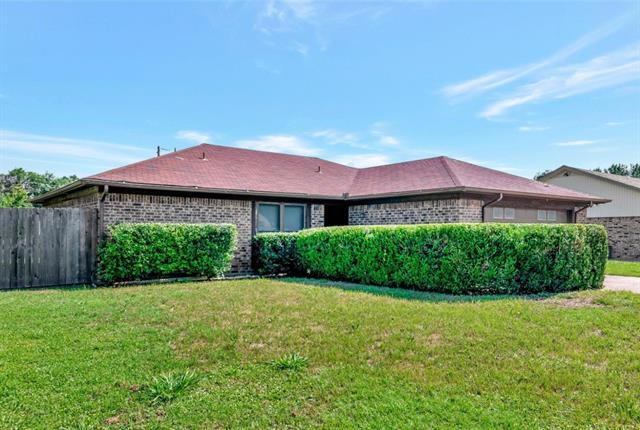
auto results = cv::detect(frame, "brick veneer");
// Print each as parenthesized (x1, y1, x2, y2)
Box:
(100, 193, 253, 273)
(580, 216, 640, 261)
(310, 204, 325, 228)
(348, 198, 483, 225)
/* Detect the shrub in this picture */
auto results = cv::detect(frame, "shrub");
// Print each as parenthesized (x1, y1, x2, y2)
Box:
(252, 232, 301, 275)
(98, 223, 237, 282)
(295, 224, 608, 294)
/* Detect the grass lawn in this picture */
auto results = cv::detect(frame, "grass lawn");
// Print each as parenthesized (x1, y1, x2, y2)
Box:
(606, 260, 640, 277)
(1, 279, 639, 429)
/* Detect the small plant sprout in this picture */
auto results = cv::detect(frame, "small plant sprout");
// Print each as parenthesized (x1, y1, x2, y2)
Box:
(270, 353, 309, 371)
(144, 369, 201, 404)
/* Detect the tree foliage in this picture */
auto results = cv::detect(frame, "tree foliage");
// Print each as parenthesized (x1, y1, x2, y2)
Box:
(0, 168, 78, 207)
(0, 185, 31, 208)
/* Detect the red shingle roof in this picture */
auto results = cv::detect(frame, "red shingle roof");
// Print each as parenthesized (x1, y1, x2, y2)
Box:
(52, 143, 604, 202)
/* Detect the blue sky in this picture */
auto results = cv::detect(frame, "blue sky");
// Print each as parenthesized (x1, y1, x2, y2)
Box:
(1, 1, 639, 179)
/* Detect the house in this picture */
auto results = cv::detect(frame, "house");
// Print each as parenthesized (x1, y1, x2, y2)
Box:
(34, 144, 608, 273)
(539, 166, 640, 261)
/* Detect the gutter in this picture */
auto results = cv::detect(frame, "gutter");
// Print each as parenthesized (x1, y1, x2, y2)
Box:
(481, 193, 503, 223)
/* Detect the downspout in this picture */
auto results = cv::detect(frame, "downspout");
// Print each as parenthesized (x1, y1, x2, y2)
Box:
(98, 184, 109, 238)
(481, 193, 503, 223)
(573, 201, 593, 223)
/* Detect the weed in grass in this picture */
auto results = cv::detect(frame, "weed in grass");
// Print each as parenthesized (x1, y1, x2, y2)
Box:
(270, 353, 309, 371)
(144, 369, 201, 404)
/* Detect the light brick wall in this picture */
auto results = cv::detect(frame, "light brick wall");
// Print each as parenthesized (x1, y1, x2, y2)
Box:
(310, 204, 325, 228)
(581, 216, 640, 261)
(101, 193, 253, 273)
(348, 198, 483, 225)
(44, 187, 100, 209)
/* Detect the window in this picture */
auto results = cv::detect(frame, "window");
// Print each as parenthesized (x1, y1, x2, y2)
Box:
(257, 203, 306, 233)
(537, 210, 557, 222)
(284, 205, 304, 232)
(492, 207, 515, 220)
(258, 204, 280, 232)
(504, 208, 515, 220)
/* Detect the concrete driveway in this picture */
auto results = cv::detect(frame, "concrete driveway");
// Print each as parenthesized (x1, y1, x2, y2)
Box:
(604, 275, 640, 294)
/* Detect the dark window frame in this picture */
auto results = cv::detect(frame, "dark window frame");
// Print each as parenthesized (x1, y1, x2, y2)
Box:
(256, 202, 307, 233)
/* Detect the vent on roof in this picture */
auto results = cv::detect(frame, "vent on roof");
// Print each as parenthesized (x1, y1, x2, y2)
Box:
(316, 166, 322, 173)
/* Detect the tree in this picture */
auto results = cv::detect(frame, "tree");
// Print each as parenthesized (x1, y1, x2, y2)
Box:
(605, 163, 629, 176)
(533, 170, 552, 181)
(0, 168, 78, 207)
(630, 163, 640, 178)
(0, 185, 31, 208)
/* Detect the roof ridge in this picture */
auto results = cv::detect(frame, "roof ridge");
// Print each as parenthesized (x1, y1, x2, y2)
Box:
(439, 156, 462, 187)
(85, 143, 205, 180)
(201, 143, 359, 170)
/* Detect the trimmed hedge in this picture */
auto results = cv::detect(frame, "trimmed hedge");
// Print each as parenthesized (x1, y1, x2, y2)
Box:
(256, 223, 608, 294)
(252, 232, 301, 275)
(98, 223, 237, 282)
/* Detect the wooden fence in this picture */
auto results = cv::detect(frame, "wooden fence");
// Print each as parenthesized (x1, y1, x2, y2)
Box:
(0, 208, 98, 289)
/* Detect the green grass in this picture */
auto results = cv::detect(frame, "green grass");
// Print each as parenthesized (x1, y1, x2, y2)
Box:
(1, 279, 639, 429)
(606, 260, 640, 277)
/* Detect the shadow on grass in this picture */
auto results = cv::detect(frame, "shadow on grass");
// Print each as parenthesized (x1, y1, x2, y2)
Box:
(281, 277, 559, 303)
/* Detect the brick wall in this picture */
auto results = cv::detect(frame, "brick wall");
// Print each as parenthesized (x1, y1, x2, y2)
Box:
(101, 193, 253, 273)
(348, 198, 483, 225)
(581, 216, 640, 261)
(310, 204, 325, 228)
(45, 187, 100, 209)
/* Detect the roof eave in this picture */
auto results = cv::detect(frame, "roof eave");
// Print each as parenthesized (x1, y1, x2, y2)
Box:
(31, 180, 90, 204)
(347, 186, 610, 204)
(80, 178, 348, 201)
(34, 179, 611, 205)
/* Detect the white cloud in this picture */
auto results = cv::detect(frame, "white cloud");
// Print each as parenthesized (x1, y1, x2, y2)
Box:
(331, 153, 391, 168)
(379, 135, 400, 146)
(442, 10, 637, 99)
(234, 135, 322, 156)
(370, 121, 400, 146)
(518, 125, 549, 132)
(256, 1, 389, 55)
(292, 41, 309, 56)
(175, 130, 211, 143)
(605, 121, 626, 126)
(0, 129, 148, 165)
(481, 42, 640, 118)
(308, 129, 361, 146)
(553, 139, 598, 146)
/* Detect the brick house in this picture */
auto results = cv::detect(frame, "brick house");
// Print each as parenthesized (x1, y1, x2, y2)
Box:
(34, 144, 608, 273)
(539, 166, 640, 261)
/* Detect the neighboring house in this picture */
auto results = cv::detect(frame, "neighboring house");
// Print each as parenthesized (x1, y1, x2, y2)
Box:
(539, 166, 640, 261)
(34, 144, 607, 273)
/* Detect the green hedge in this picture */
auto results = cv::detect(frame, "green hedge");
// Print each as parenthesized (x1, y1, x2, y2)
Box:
(260, 223, 607, 294)
(98, 223, 237, 283)
(252, 233, 301, 275)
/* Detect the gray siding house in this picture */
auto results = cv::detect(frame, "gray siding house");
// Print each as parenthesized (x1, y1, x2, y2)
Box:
(540, 166, 640, 261)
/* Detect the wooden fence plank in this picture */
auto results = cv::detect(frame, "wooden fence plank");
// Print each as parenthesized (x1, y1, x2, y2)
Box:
(0, 208, 98, 289)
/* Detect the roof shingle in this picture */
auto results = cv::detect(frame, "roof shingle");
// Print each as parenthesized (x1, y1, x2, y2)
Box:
(68, 143, 605, 202)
